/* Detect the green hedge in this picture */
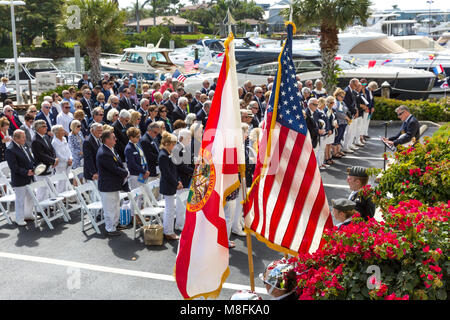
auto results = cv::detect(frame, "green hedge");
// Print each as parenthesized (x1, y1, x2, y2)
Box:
(36, 85, 73, 108)
(372, 97, 450, 122)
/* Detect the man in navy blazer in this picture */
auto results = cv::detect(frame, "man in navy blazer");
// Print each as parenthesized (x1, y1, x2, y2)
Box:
(35, 101, 56, 134)
(384, 106, 421, 147)
(5, 129, 36, 225)
(96, 130, 130, 236)
(196, 100, 211, 127)
(83, 123, 103, 181)
(139, 122, 160, 178)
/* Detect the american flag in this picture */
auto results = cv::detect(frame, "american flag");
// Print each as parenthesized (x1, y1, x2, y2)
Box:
(173, 69, 186, 83)
(243, 22, 333, 255)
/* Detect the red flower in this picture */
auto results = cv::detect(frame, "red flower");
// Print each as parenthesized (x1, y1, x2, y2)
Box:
(423, 245, 430, 253)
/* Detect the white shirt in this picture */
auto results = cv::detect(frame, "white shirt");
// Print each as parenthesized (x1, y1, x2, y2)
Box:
(56, 112, 74, 134)
(52, 101, 62, 114)
(51, 136, 72, 170)
(0, 83, 7, 94)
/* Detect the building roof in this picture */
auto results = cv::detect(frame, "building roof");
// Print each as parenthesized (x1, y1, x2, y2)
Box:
(180, 3, 210, 12)
(126, 16, 199, 27)
(240, 18, 262, 25)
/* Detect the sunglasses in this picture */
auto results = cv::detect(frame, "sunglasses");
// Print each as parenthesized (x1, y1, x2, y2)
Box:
(76, 125, 81, 128)
(397, 111, 404, 117)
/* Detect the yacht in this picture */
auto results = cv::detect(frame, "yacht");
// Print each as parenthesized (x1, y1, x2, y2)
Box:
(335, 30, 450, 84)
(1, 57, 81, 99)
(100, 39, 198, 81)
(182, 46, 436, 100)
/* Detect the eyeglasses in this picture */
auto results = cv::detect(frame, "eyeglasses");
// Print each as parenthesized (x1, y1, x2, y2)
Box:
(29, 110, 37, 113)
(76, 125, 81, 128)
(160, 110, 167, 113)
(397, 111, 404, 117)
(112, 102, 118, 105)
(98, 114, 104, 116)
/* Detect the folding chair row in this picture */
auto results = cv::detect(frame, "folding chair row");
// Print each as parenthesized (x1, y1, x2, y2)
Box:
(76, 181, 105, 235)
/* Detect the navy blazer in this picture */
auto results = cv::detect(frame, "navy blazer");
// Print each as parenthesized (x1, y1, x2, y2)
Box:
(96, 144, 130, 192)
(389, 115, 420, 146)
(172, 142, 194, 188)
(124, 142, 148, 176)
(305, 108, 319, 149)
(137, 108, 149, 135)
(158, 148, 179, 196)
(31, 134, 56, 176)
(344, 86, 357, 116)
(139, 132, 159, 177)
(171, 106, 187, 123)
(35, 111, 56, 132)
(83, 134, 100, 180)
(81, 97, 93, 119)
(112, 120, 130, 162)
(196, 109, 208, 127)
(5, 142, 35, 187)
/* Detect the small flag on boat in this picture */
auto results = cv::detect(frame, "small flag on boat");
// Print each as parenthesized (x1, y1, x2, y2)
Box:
(441, 80, 449, 89)
(334, 56, 342, 61)
(381, 59, 392, 65)
(368, 60, 376, 68)
(432, 64, 445, 75)
(429, 54, 435, 60)
(173, 69, 186, 83)
(184, 60, 195, 72)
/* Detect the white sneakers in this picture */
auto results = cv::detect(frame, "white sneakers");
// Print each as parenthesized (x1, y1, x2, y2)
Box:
(15, 220, 27, 226)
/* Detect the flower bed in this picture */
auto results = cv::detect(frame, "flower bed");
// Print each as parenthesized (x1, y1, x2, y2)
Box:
(289, 201, 449, 300)
(287, 131, 449, 300)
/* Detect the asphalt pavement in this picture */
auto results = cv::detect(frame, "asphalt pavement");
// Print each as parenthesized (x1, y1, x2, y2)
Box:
(0, 121, 439, 300)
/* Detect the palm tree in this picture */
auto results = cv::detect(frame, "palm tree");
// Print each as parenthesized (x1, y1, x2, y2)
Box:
(62, 0, 127, 83)
(288, 0, 372, 93)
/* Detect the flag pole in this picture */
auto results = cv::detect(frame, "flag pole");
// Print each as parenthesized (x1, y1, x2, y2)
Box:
(242, 175, 255, 291)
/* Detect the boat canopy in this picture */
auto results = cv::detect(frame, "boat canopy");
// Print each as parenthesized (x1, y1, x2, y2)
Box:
(393, 36, 445, 52)
(348, 38, 408, 54)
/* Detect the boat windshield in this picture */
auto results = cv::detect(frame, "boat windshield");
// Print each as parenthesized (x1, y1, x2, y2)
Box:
(121, 52, 144, 64)
(349, 38, 407, 54)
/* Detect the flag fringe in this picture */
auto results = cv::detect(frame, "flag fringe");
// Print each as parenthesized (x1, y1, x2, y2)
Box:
(173, 267, 231, 300)
(222, 179, 241, 207)
(245, 227, 299, 257)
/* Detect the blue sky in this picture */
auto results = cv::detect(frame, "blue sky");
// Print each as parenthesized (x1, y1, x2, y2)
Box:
(117, 0, 450, 11)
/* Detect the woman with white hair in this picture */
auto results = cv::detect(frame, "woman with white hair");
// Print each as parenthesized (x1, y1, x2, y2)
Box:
(51, 125, 73, 192)
(312, 79, 327, 99)
(106, 108, 119, 125)
(184, 113, 197, 129)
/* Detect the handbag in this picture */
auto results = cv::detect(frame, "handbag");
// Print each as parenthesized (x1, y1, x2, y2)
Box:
(119, 201, 132, 226)
(143, 224, 164, 246)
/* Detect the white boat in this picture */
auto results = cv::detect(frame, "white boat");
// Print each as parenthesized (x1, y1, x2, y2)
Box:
(1, 57, 81, 100)
(101, 38, 202, 81)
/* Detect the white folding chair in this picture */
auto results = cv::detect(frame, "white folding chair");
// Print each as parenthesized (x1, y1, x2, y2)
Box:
(76, 181, 104, 234)
(0, 161, 11, 181)
(70, 167, 85, 186)
(128, 186, 164, 240)
(144, 179, 165, 208)
(46, 173, 81, 215)
(0, 177, 14, 225)
(26, 180, 71, 230)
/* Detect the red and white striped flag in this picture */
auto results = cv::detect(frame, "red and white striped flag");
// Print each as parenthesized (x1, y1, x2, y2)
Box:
(243, 22, 333, 256)
(184, 60, 195, 72)
(175, 33, 245, 299)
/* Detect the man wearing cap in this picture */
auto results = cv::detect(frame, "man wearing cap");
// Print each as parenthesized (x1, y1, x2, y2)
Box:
(332, 198, 356, 229)
(346, 166, 375, 220)
(382, 105, 420, 148)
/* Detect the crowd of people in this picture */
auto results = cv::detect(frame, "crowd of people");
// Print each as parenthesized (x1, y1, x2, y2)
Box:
(1, 71, 382, 245)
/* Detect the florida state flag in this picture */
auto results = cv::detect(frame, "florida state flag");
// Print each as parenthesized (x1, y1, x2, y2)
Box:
(175, 33, 245, 300)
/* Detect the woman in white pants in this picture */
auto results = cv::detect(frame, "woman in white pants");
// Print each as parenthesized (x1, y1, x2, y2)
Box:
(51, 125, 73, 192)
(158, 132, 182, 240)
